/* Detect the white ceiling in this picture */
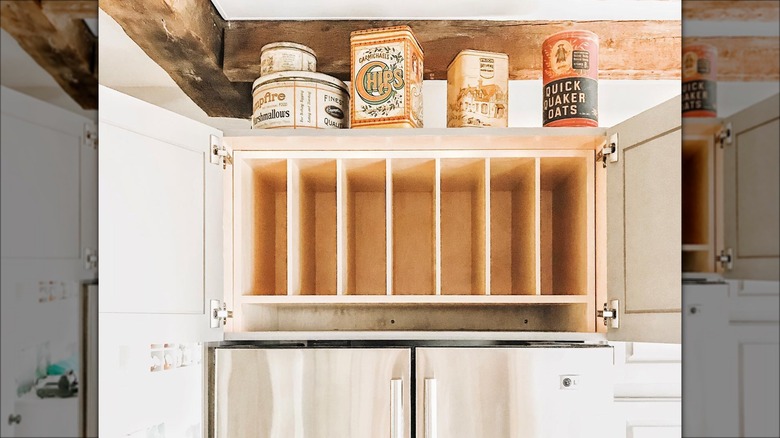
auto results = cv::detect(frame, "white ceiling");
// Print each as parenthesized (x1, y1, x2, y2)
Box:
(210, 0, 681, 20)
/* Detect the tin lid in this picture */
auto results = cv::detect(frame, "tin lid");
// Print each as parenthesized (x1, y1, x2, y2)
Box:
(252, 71, 349, 95)
(260, 41, 317, 57)
(447, 49, 509, 71)
(350, 25, 424, 55)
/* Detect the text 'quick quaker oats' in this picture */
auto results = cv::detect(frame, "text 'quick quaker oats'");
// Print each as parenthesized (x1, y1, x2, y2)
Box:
(542, 30, 599, 127)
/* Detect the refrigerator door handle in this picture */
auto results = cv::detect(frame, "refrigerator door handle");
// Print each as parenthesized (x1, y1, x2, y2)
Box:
(425, 378, 438, 438)
(391, 378, 404, 438)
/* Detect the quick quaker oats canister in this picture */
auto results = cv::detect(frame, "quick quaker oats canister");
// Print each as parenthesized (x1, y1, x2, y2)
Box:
(252, 71, 349, 129)
(682, 44, 717, 117)
(542, 30, 599, 127)
(350, 25, 424, 128)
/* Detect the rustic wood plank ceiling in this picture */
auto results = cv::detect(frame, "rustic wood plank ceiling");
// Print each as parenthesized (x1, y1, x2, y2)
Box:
(98, 0, 777, 119)
(683, 0, 779, 83)
(1, 0, 98, 109)
(223, 20, 682, 83)
(683, 1, 779, 22)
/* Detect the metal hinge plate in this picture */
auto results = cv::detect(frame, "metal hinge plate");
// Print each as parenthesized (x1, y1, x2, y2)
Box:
(597, 299, 619, 328)
(718, 123, 733, 148)
(716, 248, 733, 270)
(84, 247, 98, 270)
(209, 135, 231, 169)
(209, 299, 233, 328)
(597, 133, 619, 168)
(83, 123, 97, 149)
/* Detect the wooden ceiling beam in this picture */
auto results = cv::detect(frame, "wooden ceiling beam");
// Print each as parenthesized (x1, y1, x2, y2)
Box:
(223, 20, 682, 83)
(685, 36, 780, 82)
(41, 1, 98, 22)
(100, 0, 252, 118)
(0, 1, 97, 109)
(683, 1, 779, 22)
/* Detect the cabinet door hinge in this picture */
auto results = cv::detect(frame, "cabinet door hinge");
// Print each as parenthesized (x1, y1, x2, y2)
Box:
(83, 123, 97, 149)
(718, 123, 732, 148)
(597, 133, 619, 168)
(716, 248, 733, 270)
(209, 299, 233, 328)
(209, 135, 231, 169)
(84, 247, 98, 270)
(597, 299, 619, 328)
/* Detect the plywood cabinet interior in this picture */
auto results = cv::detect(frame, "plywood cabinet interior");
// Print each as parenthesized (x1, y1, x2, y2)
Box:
(681, 119, 723, 274)
(226, 131, 602, 333)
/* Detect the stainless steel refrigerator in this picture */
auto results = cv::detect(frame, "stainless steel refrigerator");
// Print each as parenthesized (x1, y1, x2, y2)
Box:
(212, 345, 614, 438)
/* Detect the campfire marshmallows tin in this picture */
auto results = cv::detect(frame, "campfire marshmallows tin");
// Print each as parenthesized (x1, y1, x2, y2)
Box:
(542, 30, 599, 127)
(682, 44, 717, 117)
(252, 71, 349, 129)
(447, 50, 509, 127)
(260, 42, 317, 76)
(350, 26, 424, 128)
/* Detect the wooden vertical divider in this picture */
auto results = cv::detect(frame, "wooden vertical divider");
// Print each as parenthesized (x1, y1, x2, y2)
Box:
(336, 159, 346, 295)
(484, 159, 491, 296)
(435, 158, 442, 295)
(534, 158, 542, 296)
(386, 160, 393, 296)
(287, 160, 301, 296)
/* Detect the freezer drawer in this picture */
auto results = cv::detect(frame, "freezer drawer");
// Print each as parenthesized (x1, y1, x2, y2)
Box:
(416, 347, 616, 438)
(213, 347, 411, 438)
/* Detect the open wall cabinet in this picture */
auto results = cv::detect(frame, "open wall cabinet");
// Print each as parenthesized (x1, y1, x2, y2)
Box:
(98, 86, 684, 437)
(98, 85, 683, 340)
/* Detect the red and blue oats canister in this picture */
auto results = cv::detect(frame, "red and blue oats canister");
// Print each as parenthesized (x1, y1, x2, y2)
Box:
(542, 30, 599, 127)
(682, 44, 717, 117)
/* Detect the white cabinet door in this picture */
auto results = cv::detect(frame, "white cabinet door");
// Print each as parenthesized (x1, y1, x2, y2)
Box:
(98, 86, 223, 437)
(722, 93, 780, 282)
(415, 347, 617, 438)
(606, 95, 682, 343)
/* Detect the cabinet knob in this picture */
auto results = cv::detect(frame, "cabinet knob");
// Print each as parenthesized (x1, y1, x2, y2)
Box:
(8, 414, 21, 425)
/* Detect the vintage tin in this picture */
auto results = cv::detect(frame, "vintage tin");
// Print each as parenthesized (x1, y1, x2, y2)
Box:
(542, 30, 599, 127)
(260, 42, 317, 76)
(682, 44, 717, 117)
(251, 71, 349, 129)
(350, 25, 424, 128)
(447, 50, 509, 128)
